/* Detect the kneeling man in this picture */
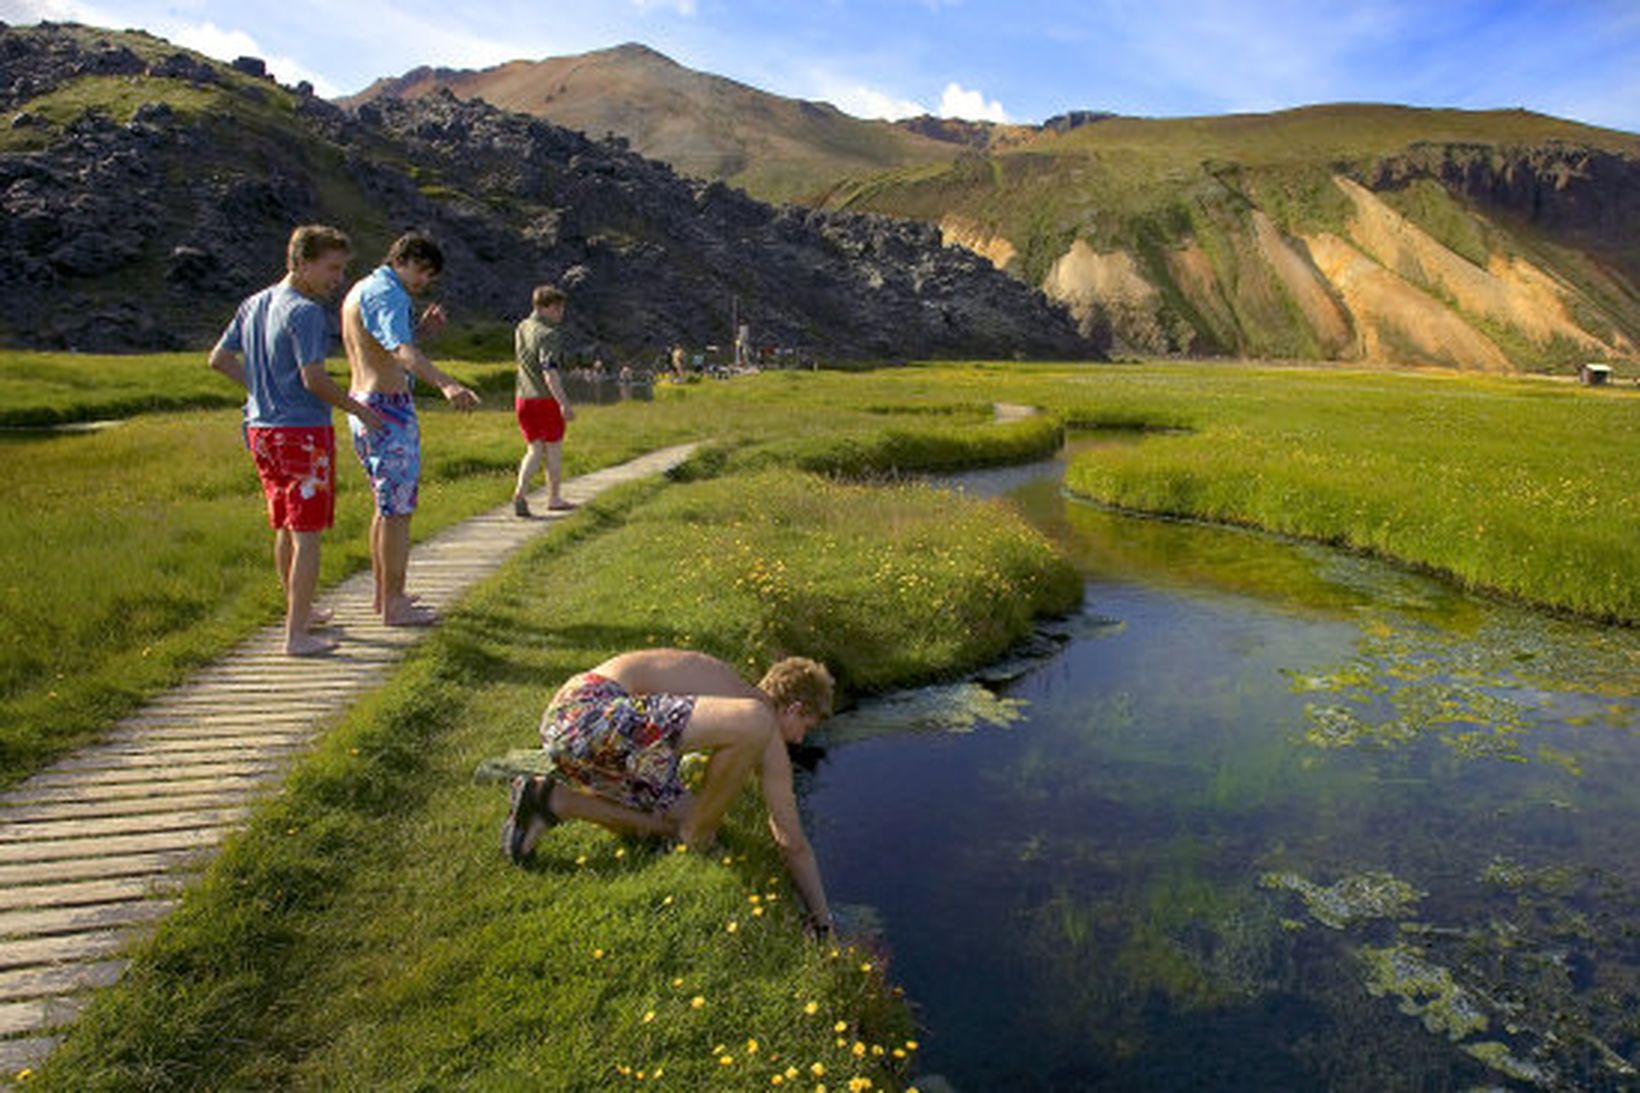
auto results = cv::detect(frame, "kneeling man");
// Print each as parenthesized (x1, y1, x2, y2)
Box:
(502, 648, 836, 936)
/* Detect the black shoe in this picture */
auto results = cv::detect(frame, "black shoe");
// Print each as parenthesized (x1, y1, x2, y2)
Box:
(513, 496, 532, 518)
(500, 775, 556, 864)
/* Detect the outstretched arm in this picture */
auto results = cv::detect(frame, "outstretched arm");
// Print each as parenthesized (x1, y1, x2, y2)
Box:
(761, 733, 833, 935)
(393, 343, 480, 410)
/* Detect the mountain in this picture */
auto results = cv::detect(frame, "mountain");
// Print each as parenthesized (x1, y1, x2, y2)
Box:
(356, 44, 1640, 370)
(0, 23, 1092, 360)
(828, 105, 1640, 368)
(342, 42, 958, 205)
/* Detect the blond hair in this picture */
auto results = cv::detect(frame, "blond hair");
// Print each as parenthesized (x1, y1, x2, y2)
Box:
(758, 657, 834, 718)
(286, 224, 351, 271)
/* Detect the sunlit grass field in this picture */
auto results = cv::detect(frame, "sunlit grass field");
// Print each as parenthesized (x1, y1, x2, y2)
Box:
(17, 363, 1077, 1091)
(6, 352, 1635, 1089)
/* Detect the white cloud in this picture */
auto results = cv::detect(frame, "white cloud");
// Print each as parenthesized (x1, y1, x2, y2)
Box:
(631, 0, 697, 14)
(938, 81, 1008, 122)
(830, 84, 930, 120)
(169, 21, 340, 96)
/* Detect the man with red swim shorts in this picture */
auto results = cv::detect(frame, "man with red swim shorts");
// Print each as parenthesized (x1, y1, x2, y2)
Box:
(210, 225, 384, 656)
(510, 284, 576, 517)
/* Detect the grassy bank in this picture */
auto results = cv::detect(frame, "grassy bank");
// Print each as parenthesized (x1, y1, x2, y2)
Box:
(33, 464, 1078, 1090)
(0, 360, 1055, 792)
(1045, 364, 1639, 624)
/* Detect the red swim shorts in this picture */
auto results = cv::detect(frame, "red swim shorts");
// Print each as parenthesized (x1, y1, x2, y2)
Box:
(516, 396, 565, 443)
(247, 426, 335, 532)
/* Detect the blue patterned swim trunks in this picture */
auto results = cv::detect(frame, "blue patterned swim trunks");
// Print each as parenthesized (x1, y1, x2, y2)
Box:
(348, 390, 420, 516)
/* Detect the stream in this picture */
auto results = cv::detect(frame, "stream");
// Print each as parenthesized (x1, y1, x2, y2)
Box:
(805, 437, 1640, 1091)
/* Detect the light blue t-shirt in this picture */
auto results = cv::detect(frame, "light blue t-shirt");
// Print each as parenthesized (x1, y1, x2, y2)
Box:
(354, 265, 416, 352)
(216, 281, 332, 428)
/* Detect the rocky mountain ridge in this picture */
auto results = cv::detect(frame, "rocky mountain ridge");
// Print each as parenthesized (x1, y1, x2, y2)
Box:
(0, 22, 1093, 359)
(355, 43, 1640, 371)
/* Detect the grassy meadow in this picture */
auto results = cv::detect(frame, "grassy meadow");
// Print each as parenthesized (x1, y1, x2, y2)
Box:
(4, 351, 1636, 1089)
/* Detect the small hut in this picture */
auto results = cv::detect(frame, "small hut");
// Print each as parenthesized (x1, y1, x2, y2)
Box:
(1579, 363, 1612, 386)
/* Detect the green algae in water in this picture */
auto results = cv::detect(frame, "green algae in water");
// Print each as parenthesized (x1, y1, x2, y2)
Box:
(821, 682, 1029, 745)
(1265, 865, 1640, 1088)
(1360, 942, 1489, 1039)
(1259, 870, 1423, 930)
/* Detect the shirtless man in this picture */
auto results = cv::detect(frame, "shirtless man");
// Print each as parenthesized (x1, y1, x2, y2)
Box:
(502, 648, 838, 937)
(340, 233, 480, 626)
(210, 224, 385, 656)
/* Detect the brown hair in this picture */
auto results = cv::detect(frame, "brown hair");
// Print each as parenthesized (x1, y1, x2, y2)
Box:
(758, 657, 835, 718)
(533, 284, 566, 310)
(286, 224, 351, 270)
(386, 232, 444, 275)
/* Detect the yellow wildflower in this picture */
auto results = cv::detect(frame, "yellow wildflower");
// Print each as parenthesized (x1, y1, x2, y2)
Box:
(691, 995, 706, 1009)
(804, 1001, 820, 1015)
(811, 1062, 827, 1076)
(833, 1021, 847, 1033)
(672, 977, 684, 988)
(851, 1041, 866, 1057)
(727, 921, 739, 934)
(720, 1055, 735, 1066)
(747, 1038, 760, 1054)
(643, 1011, 656, 1024)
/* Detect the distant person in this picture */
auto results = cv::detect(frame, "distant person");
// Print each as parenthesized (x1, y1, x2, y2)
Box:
(511, 284, 575, 517)
(669, 344, 686, 381)
(209, 224, 385, 656)
(341, 232, 480, 627)
(501, 647, 838, 937)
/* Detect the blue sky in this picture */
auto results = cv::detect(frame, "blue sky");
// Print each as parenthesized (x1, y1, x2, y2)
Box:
(4, 0, 1638, 133)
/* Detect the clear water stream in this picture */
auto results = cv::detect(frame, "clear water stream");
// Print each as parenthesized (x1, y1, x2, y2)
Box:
(806, 437, 1640, 1091)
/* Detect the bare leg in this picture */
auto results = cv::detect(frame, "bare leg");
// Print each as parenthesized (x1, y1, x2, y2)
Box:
(547, 782, 676, 838)
(675, 696, 775, 848)
(545, 440, 567, 507)
(283, 530, 335, 656)
(381, 513, 435, 626)
(513, 440, 544, 502)
(369, 511, 385, 614)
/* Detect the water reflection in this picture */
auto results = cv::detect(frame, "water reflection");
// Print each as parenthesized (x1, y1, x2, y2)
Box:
(808, 437, 1640, 1091)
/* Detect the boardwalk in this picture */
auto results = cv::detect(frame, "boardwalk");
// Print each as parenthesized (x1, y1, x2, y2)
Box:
(0, 443, 696, 1077)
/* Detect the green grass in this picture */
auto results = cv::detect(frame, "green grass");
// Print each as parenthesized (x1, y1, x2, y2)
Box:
(8, 352, 1637, 1088)
(1049, 362, 1640, 624)
(28, 421, 1077, 1092)
(0, 359, 1062, 792)
(0, 351, 243, 426)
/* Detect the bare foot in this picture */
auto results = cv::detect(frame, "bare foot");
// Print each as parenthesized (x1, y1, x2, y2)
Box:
(547, 498, 576, 511)
(383, 597, 438, 627)
(285, 632, 338, 657)
(305, 606, 335, 630)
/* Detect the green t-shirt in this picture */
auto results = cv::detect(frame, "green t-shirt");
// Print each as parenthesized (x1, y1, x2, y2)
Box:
(515, 313, 561, 400)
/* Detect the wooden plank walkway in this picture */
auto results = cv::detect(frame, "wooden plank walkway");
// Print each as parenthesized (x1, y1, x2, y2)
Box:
(0, 443, 696, 1078)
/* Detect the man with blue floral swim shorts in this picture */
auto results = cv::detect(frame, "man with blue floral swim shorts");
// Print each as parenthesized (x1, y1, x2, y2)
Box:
(341, 232, 480, 626)
(502, 648, 840, 938)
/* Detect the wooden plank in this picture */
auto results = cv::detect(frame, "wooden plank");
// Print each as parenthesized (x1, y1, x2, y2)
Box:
(1, 789, 258, 824)
(0, 876, 180, 913)
(0, 959, 124, 1003)
(0, 851, 202, 888)
(0, 1035, 58, 1075)
(0, 899, 174, 942)
(0, 929, 133, 971)
(0, 825, 230, 865)
(0, 807, 249, 843)
(25, 759, 285, 788)
(1, 772, 275, 807)
(50, 745, 302, 773)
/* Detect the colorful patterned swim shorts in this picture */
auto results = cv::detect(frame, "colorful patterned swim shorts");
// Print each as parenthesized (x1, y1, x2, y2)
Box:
(539, 672, 696, 812)
(348, 391, 420, 516)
